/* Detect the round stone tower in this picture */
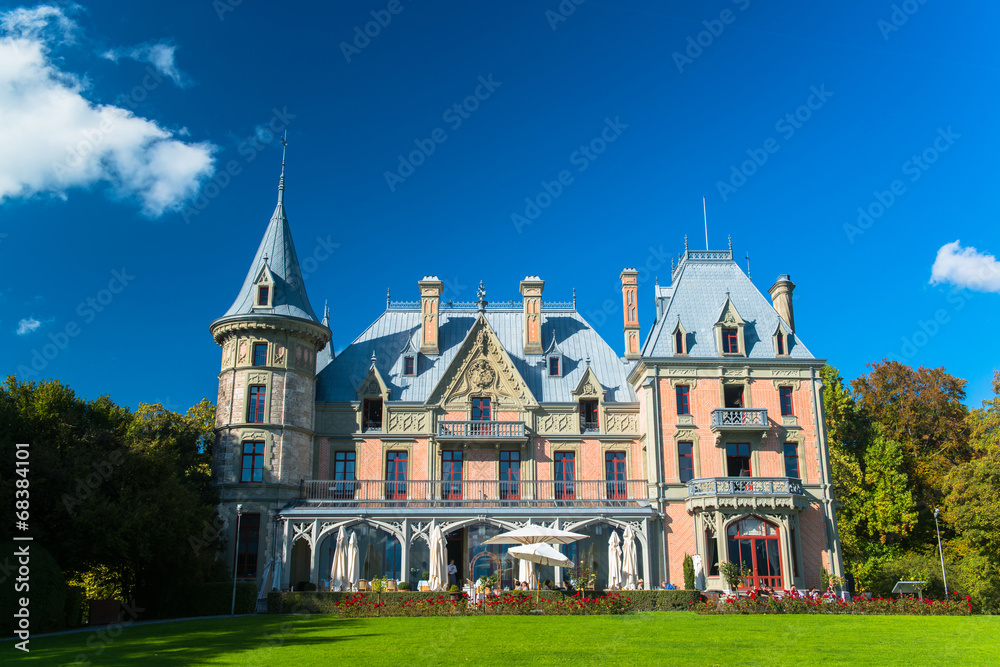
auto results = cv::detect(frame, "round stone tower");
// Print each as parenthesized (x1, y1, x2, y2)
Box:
(209, 154, 331, 591)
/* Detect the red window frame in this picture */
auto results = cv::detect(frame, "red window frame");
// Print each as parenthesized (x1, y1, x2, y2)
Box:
(554, 452, 575, 500)
(363, 398, 383, 431)
(257, 286, 269, 306)
(678, 441, 694, 483)
(580, 399, 599, 431)
(726, 516, 783, 590)
(726, 443, 751, 477)
(442, 450, 463, 500)
(252, 342, 267, 367)
(403, 356, 415, 376)
(783, 443, 800, 479)
(471, 396, 490, 435)
(240, 441, 264, 483)
(500, 451, 520, 500)
(235, 513, 260, 579)
(675, 385, 690, 415)
(247, 385, 266, 423)
(675, 330, 684, 354)
(605, 451, 627, 500)
(549, 356, 560, 376)
(333, 451, 356, 499)
(385, 451, 407, 500)
(722, 328, 739, 354)
(779, 386, 794, 416)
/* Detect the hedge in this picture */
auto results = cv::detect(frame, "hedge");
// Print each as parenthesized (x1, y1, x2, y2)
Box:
(267, 589, 700, 615)
(165, 582, 258, 617)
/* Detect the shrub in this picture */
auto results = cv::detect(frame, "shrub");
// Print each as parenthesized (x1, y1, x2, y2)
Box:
(683, 554, 695, 591)
(694, 591, 972, 616)
(398, 582, 412, 591)
(449, 585, 460, 593)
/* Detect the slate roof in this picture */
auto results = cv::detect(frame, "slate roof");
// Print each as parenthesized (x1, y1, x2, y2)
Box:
(641, 251, 812, 359)
(215, 172, 320, 324)
(317, 308, 636, 404)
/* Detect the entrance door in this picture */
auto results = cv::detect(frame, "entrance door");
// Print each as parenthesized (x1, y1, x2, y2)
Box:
(726, 516, 783, 590)
(446, 529, 464, 587)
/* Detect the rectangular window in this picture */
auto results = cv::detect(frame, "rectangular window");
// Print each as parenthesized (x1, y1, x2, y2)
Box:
(257, 286, 269, 306)
(723, 384, 744, 409)
(333, 451, 356, 499)
(554, 451, 575, 500)
(442, 450, 463, 500)
(247, 386, 266, 423)
(605, 451, 627, 499)
(790, 527, 800, 578)
(722, 328, 739, 354)
(252, 342, 267, 367)
(403, 356, 415, 376)
(579, 399, 599, 432)
(784, 443, 800, 479)
(726, 443, 751, 477)
(776, 331, 785, 356)
(471, 396, 490, 435)
(240, 441, 265, 483)
(362, 398, 383, 431)
(706, 530, 719, 576)
(235, 513, 260, 579)
(675, 385, 690, 415)
(675, 330, 684, 354)
(500, 451, 520, 500)
(385, 451, 407, 500)
(678, 441, 694, 483)
(779, 386, 794, 416)
(549, 356, 560, 376)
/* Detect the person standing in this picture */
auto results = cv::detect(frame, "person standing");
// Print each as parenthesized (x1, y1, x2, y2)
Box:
(447, 559, 458, 587)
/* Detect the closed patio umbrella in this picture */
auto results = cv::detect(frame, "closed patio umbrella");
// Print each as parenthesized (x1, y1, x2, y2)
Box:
(428, 524, 447, 592)
(622, 524, 639, 590)
(347, 531, 360, 592)
(273, 556, 283, 592)
(607, 531, 623, 590)
(257, 557, 274, 605)
(518, 554, 535, 588)
(331, 526, 348, 591)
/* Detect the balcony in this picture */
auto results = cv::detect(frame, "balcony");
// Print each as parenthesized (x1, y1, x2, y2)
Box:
(437, 421, 525, 439)
(710, 408, 768, 432)
(299, 479, 647, 508)
(685, 476, 807, 512)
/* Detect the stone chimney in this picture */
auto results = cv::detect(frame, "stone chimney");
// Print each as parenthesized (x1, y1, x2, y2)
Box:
(620, 269, 640, 359)
(418, 276, 443, 354)
(768, 274, 796, 331)
(519, 276, 544, 355)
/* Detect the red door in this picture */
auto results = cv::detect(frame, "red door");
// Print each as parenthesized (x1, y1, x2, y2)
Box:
(386, 451, 407, 500)
(726, 516, 783, 590)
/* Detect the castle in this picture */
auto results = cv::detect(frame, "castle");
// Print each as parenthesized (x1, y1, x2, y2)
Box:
(209, 161, 844, 592)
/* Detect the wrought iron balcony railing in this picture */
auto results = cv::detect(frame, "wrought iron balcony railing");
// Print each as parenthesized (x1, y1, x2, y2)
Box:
(686, 477, 804, 497)
(300, 479, 647, 507)
(710, 408, 768, 431)
(437, 421, 525, 438)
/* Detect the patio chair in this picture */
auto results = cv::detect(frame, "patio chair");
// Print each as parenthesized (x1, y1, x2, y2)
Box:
(386, 580, 397, 591)
(358, 580, 369, 591)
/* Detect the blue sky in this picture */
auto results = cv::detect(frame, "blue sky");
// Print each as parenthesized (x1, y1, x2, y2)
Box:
(2, 0, 999, 412)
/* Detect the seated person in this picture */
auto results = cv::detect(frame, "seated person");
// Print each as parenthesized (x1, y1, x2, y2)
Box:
(660, 581, 676, 590)
(541, 579, 553, 591)
(564, 581, 577, 595)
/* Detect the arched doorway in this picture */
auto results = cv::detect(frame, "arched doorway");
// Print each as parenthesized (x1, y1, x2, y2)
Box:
(726, 516, 782, 590)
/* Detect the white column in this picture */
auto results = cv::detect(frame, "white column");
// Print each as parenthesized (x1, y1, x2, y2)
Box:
(400, 519, 410, 585)
(641, 518, 652, 589)
(281, 519, 292, 590)
(309, 520, 319, 586)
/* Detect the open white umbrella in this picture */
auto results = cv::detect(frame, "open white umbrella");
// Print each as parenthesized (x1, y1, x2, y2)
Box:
(483, 525, 586, 546)
(346, 531, 360, 592)
(622, 525, 639, 590)
(330, 526, 348, 591)
(508, 543, 574, 603)
(607, 531, 623, 590)
(428, 524, 447, 592)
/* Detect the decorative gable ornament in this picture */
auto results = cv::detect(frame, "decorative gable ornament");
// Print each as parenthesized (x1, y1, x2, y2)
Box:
(356, 362, 390, 401)
(572, 366, 606, 400)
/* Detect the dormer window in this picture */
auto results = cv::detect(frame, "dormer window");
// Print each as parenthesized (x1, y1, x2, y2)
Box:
(548, 356, 560, 377)
(580, 399, 599, 432)
(257, 285, 270, 307)
(776, 330, 785, 356)
(672, 319, 688, 356)
(362, 398, 383, 431)
(722, 328, 739, 354)
(403, 355, 415, 376)
(544, 334, 563, 377)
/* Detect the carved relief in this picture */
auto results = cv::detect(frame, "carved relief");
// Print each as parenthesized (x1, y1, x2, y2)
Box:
(274, 344, 286, 366)
(538, 413, 574, 433)
(605, 413, 639, 434)
(360, 376, 382, 397)
(238, 341, 248, 364)
(388, 412, 427, 433)
(435, 322, 533, 409)
(247, 372, 267, 385)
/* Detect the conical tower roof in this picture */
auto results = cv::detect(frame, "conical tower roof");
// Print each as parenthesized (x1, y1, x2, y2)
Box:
(216, 144, 320, 324)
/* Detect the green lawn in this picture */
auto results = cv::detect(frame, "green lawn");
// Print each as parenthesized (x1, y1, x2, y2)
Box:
(12, 613, 999, 666)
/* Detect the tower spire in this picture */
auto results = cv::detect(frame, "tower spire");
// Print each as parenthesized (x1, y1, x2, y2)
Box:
(278, 131, 288, 204)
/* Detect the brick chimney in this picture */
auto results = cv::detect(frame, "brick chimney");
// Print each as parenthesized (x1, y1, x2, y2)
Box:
(418, 276, 443, 354)
(520, 276, 544, 355)
(768, 274, 796, 331)
(620, 269, 640, 359)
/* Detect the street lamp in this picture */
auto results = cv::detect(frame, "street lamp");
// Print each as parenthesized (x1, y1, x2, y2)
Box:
(933, 507, 948, 602)
(231, 504, 243, 616)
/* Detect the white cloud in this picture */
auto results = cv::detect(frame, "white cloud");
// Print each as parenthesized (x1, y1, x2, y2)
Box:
(102, 41, 187, 87)
(930, 240, 1000, 293)
(16, 316, 42, 335)
(0, 5, 215, 217)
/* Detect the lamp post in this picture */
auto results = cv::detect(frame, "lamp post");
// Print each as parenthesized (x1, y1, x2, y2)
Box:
(933, 507, 948, 601)
(231, 504, 243, 616)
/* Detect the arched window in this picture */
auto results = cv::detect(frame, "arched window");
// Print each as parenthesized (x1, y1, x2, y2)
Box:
(726, 516, 782, 590)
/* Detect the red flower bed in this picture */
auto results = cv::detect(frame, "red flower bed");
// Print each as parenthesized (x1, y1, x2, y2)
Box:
(694, 591, 972, 616)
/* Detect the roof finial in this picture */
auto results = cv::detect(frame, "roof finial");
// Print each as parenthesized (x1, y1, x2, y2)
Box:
(477, 280, 487, 312)
(324, 299, 329, 322)
(745, 249, 751, 279)
(684, 234, 689, 252)
(671, 257, 675, 271)
(278, 131, 288, 203)
(370, 351, 377, 368)
(262, 253, 269, 265)
(386, 288, 391, 309)
(728, 234, 732, 252)
(585, 355, 591, 367)
(572, 288, 577, 310)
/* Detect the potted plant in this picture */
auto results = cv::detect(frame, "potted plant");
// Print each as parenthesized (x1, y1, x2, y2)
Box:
(449, 584, 462, 601)
(482, 572, 498, 596)
(719, 561, 753, 598)
(398, 581, 412, 591)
